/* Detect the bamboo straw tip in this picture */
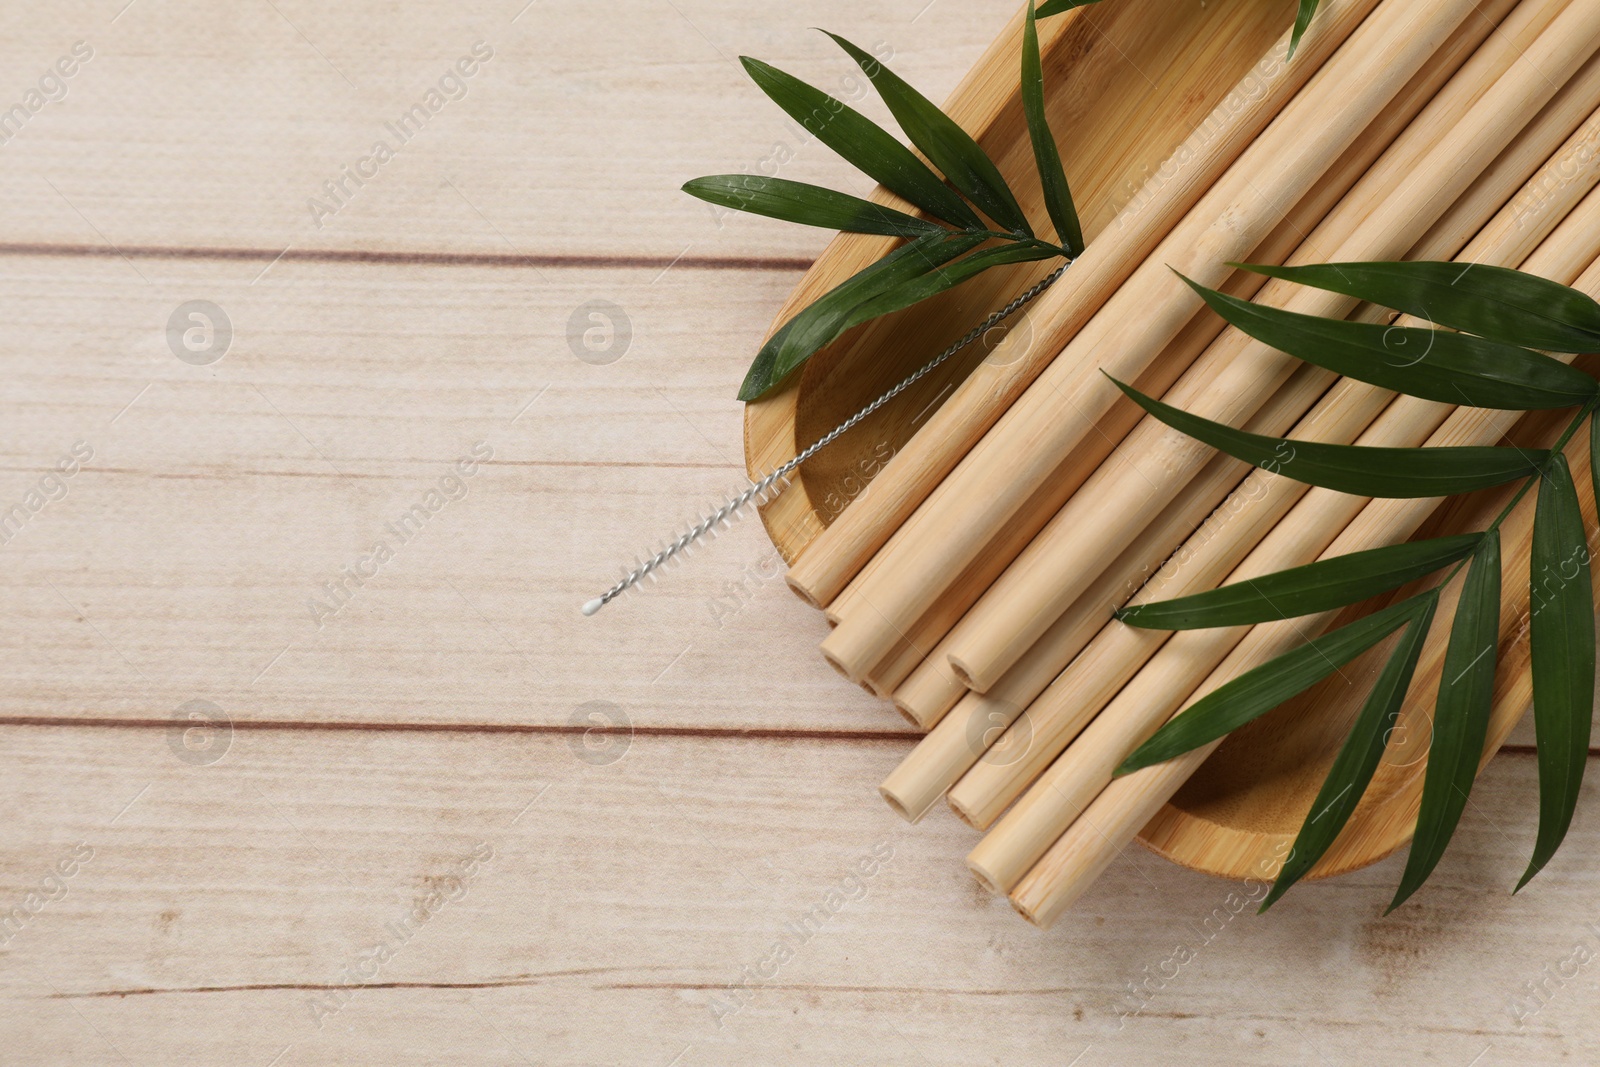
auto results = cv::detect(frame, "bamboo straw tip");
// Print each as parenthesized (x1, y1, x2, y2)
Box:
(1009, 893, 1051, 930)
(819, 642, 861, 685)
(965, 856, 1009, 897)
(879, 784, 922, 824)
(784, 572, 825, 610)
(944, 791, 982, 831)
(889, 698, 923, 728)
(945, 655, 980, 691)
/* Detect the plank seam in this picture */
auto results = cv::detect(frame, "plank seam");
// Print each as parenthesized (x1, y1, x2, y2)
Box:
(0, 242, 813, 273)
(0, 718, 1588, 756)
(0, 716, 923, 742)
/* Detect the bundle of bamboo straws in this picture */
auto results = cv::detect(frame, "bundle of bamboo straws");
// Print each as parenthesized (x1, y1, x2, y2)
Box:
(769, 0, 1600, 927)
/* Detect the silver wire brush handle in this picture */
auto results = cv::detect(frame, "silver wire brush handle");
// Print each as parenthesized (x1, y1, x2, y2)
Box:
(582, 261, 1070, 615)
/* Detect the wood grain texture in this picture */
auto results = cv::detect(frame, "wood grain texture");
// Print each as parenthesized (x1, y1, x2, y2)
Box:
(1, 0, 1597, 1061)
(2, 725, 1599, 1066)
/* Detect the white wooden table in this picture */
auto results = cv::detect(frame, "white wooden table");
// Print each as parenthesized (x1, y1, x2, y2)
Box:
(0, 1, 1596, 1063)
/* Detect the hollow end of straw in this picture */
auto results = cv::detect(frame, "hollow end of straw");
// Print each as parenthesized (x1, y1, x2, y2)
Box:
(945, 655, 981, 691)
(892, 691, 953, 732)
(819, 643, 857, 684)
(1008, 893, 1049, 930)
(889, 699, 923, 729)
(878, 784, 920, 824)
(785, 572, 826, 610)
(966, 853, 1012, 897)
(944, 789, 985, 831)
(891, 661, 968, 730)
(860, 674, 894, 700)
(819, 627, 872, 684)
(879, 779, 936, 825)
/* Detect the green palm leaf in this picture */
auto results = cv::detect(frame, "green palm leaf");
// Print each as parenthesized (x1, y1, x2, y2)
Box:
(1390, 531, 1502, 912)
(1110, 378, 1547, 497)
(1116, 535, 1480, 630)
(1520, 453, 1594, 889)
(1021, 1, 1084, 254)
(1235, 261, 1600, 354)
(1116, 594, 1433, 775)
(1036, 0, 1321, 60)
(739, 232, 984, 400)
(1262, 595, 1438, 910)
(825, 34, 1033, 236)
(843, 242, 1059, 323)
(681, 176, 945, 239)
(739, 56, 984, 231)
(1289, 0, 1322, 59)
(1182, 274, 1598, 411)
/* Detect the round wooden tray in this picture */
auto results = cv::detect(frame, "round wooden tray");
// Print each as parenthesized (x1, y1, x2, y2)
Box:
(744, 0, 1546, 883)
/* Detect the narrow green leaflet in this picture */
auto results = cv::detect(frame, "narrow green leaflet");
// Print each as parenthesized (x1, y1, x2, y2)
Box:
(1390, 531, 1502, 912)
(1036, 0, 1320, 60)
(1182, 275, 1598, 411)
(765, 233, 992, 380)
(1289, 0, 1322, 59)
(1262, 595, 1439, 910)
(826, 34, 1033, 236)
(739, 57, 984, 231)
(682, 176, 944, 239)
(1593, 411, 1600, 550)
(1035, 0, 1102, 13)
(738, 232, 984, 400)
(738, 317, 793, 405)
(1520, 453, 1595, 889)
(1116, 535, 1480, 630)
(1111, 378, 1547, 497)
(1021, 2, 1084, 254)
(1235, 261, 1600, 354)
(844, 242, 1059, 323)
(1115, 595, 1431, 776)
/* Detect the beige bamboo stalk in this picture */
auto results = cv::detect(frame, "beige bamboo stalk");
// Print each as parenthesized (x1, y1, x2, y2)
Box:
(880, 0, 1534, 724)
(972, 194, 1600, 902)
(941, 42, 1600, 825)
(815, 0, 1499, 685)
(1011, 397, 1600, 927)
(934, 76, 1600, 828)
(939, 0, 1599, 693)
(880, 432, 1307, 819)
(851, 288, 1273, 692)
(857, 241, 1336, 697)
(783, 0, 1390, 612)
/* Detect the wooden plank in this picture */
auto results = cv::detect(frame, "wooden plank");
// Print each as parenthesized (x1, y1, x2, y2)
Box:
(0, 252, 920, 732)
(0, 724, 1594, 1064)
(0, 0, 1016, 259)
(4, 252, 1597, 745)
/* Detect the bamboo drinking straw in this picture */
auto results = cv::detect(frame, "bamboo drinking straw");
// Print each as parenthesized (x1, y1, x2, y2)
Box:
(881, 0, 1529, 726)
(785, 0, 1387, 612)
(879, 404, 1337, 820)
(1011, 380, 1600, 928)
(852, 297, 1272, 695)
(940, 0, 1599, 693)
(930, 53, 1600, 777)
(967, 179, 1600, 895)
(864, 0, 1558, 701)
(933, 69, 1600, 828)
(817, 0, 1492, 686)
(860, 230, 1354, 697)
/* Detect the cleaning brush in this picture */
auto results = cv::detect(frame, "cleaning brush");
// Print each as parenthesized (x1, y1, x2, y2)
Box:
(582, 263, 1069, 615)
